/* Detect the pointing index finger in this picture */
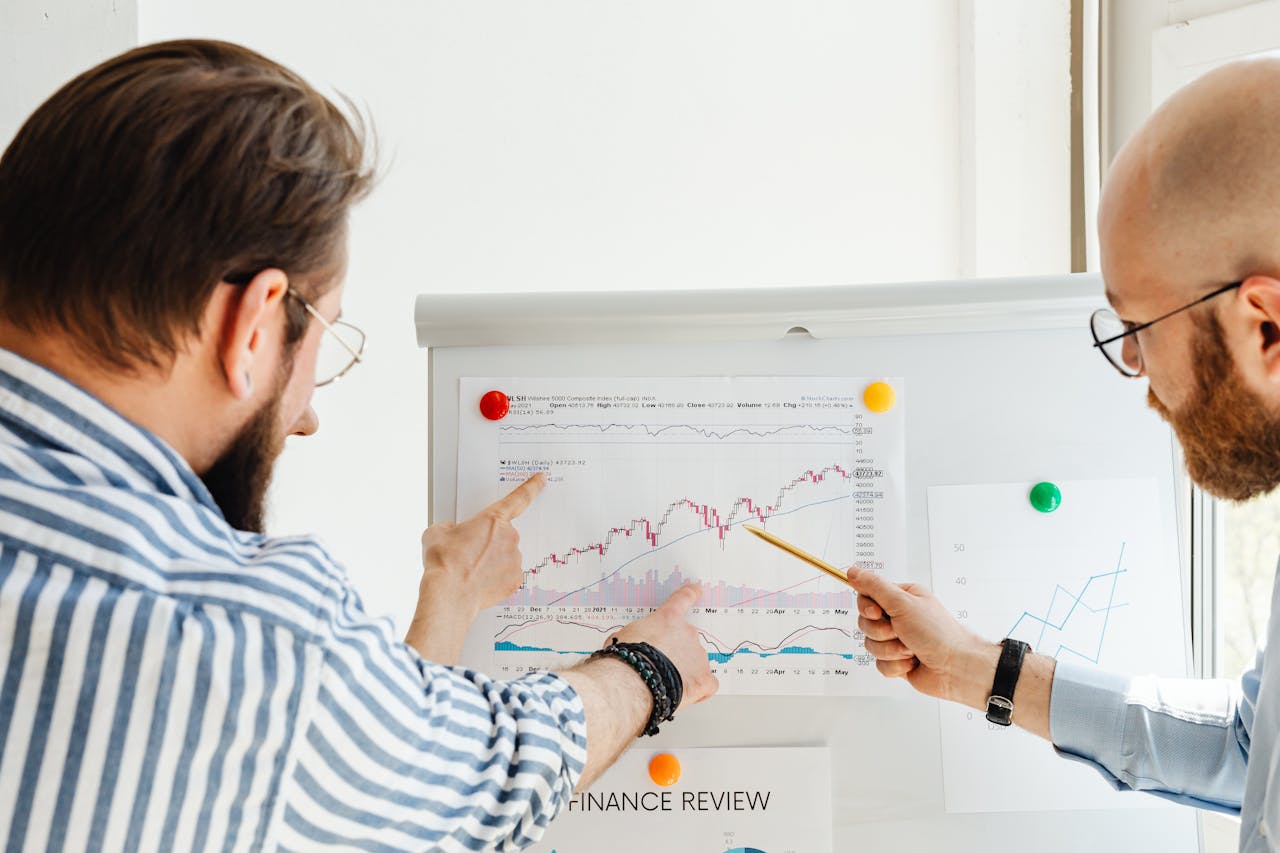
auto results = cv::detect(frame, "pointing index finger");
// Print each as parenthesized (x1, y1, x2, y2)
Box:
(659, 583, 703, 616)
(489, 473, 547, 520)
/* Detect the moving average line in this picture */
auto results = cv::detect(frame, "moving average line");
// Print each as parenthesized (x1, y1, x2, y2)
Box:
(539, 491, 856, 607)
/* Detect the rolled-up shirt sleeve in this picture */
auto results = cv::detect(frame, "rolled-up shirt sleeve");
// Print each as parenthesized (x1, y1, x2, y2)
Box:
(279, 581, 588, 852)
(1049, 657, 1255, 814)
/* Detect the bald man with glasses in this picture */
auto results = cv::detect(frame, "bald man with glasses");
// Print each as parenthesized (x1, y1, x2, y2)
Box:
(855, 56, 1280, 845)
(851, 58, 1280, 851)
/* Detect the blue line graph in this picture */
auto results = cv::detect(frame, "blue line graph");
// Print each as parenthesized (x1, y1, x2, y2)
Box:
(1006, 542, 1130, 664)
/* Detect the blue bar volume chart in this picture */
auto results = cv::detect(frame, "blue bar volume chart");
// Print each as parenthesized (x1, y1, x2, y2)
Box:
(927, 479, 1186, 813)
(455, 377, 908, 696)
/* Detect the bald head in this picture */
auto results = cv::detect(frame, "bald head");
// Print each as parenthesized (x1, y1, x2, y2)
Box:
(1094, 59, 1280, 502)
(1100, 58, 1280, 306)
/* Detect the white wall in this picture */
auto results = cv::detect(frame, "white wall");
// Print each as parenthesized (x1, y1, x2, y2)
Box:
(128, 1, 1075, 626)
(0, 2, 1078, 628)
(1104, 0, 1260, 166)
(1, 0, 137, 146)
(960, 0, 1072, 277)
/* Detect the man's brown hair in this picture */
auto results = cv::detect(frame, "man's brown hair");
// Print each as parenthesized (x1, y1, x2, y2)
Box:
(0, 39, 373, 369)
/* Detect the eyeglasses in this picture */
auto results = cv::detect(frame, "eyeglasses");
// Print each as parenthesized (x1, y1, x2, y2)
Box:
(286, 288, 366, 387)
(1090, 280, 1242, 378)
(223, 271, 366, 386)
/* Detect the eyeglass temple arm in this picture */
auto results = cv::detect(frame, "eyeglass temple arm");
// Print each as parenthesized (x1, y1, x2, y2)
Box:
(1092, 281, 1243, 348)
(298, 300, 365, 363)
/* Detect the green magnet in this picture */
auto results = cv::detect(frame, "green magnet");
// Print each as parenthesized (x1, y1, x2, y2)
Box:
(1029, 481, 1062, 513)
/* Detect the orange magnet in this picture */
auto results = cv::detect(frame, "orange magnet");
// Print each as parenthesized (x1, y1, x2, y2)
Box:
(648, 753, 681, 787)
(863, 381, 895, 413)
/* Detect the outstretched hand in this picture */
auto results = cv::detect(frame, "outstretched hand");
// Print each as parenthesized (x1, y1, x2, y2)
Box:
(846, 568, 993, 705)
(407, 474, 546, 663)
(419, 473, 546, 613)
(611, 584, 719, 709)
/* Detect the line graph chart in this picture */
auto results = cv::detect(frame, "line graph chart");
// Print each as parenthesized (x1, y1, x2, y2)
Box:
(492, 613, 869, 666)
(499, 422, 871, 444)
(456, 376, 905, 695)
(928, 479, 1186, 813)
(529, 463, 860, 569)
(1005, 544, 1129, 664)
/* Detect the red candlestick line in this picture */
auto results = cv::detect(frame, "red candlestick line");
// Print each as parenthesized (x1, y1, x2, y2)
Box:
(528, 462, 865, 574)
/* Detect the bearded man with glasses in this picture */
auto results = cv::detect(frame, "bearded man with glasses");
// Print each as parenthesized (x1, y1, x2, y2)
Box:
(851, 58, 1280, 851)
(0, 40, 715, 851)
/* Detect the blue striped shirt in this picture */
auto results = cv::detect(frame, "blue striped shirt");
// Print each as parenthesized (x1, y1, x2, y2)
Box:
(0, 349, 588, 852)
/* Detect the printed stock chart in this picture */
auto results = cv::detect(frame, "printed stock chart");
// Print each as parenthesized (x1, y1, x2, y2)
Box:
(456, 377, 906, 695)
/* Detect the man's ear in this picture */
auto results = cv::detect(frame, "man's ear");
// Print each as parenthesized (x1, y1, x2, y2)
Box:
(217, 268, 289, 400)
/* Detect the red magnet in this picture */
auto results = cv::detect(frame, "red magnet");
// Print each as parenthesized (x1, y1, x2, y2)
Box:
(479, 390, 510, 421)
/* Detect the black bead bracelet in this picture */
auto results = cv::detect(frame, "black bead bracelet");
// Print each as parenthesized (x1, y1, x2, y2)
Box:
(589, 639, 684, 737)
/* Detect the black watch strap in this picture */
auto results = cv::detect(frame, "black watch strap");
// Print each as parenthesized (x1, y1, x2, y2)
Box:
(985, 638, 1030, 727)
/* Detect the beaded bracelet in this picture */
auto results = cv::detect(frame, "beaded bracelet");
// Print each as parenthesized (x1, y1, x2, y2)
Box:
(589, 639, 682, 736)
(629, 641, 683, 711)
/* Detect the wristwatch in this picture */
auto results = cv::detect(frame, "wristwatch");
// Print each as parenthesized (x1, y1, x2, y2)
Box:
(985, 638, 1030, 727)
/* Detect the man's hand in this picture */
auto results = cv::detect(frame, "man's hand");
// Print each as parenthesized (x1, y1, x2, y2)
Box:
(406, 474, 546, 663)
(847, 568, 1055, 739)
(608, 583, 719, 709)
(846, 568, 997, 707)
(561, 584, 719, 790)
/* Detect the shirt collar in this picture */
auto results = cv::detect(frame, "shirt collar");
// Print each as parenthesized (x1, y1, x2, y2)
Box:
(0, 347, 222, 513)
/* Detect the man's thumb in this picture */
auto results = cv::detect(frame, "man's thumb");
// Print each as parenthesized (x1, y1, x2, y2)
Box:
(845, 569, 915, 618)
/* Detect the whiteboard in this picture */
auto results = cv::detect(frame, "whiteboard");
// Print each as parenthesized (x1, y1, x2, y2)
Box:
(418, 273, 1200, 852)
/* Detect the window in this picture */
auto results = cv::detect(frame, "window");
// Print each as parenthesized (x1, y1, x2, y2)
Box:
(1221, 496, 1280, 677)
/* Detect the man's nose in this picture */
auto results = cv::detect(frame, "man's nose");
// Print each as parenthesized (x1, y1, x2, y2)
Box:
(292, 405, 319, 437)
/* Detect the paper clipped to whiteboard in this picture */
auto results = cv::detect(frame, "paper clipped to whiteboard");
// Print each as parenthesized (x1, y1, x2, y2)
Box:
(928, 478, 1185, 813)
(529, 746, 832, 853)
(456, 376, 905, 695)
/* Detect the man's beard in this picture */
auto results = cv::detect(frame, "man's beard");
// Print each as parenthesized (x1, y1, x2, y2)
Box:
(1148, 314, 1280, 501)
(201, 384, 286, 533)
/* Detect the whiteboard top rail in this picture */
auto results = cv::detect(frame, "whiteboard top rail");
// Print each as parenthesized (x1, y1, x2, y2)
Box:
(415, 272, 1103, 348)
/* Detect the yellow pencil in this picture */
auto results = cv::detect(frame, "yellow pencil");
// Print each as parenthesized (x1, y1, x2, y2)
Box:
(741, 524, 855, 588)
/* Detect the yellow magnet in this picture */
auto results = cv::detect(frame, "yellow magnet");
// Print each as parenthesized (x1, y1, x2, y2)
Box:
(648, 753, 681, 786)
(863, 381, 896, 413)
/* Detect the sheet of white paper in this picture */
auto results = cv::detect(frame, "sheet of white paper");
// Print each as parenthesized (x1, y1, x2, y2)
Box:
(530, 747, 832, 853)
(927, 478, 1185, 813)
(456, 377, 905, 695)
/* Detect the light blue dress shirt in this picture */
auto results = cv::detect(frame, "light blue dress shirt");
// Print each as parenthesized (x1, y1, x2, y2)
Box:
(1050, 560, 1280, 850)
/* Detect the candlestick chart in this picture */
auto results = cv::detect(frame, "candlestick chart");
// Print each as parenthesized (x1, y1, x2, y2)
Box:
(456, 377, 906, 695)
